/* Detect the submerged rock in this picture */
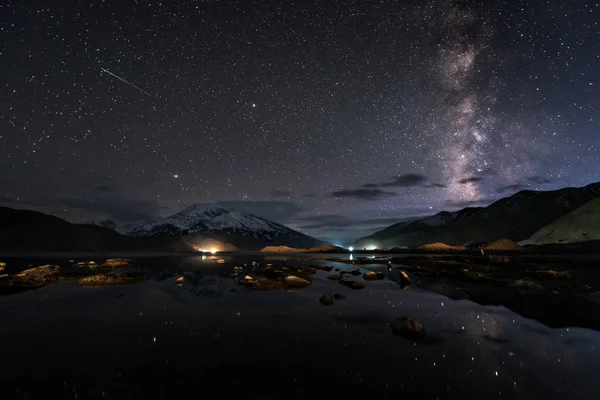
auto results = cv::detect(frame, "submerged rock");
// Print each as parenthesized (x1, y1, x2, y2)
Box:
(363, 271, 384, 281)
(507, 279, 547, 294)
(175, 276, 185, 286)
(333, 293, 346, 300)
(339, 280, 365, 290)
(350, 270, 362, 276)
(319, 294, 334, 305)
(389, 317, 427, 341)
(327, 274, 343, 281)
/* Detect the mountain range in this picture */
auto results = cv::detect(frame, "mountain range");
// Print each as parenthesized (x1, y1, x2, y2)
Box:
(355, 182, 600, 249)
(0, 204, 324, 252)
(2, 182, 599, 252)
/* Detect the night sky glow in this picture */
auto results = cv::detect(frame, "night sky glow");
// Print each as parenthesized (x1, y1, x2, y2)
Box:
(1, 0, 599, 243)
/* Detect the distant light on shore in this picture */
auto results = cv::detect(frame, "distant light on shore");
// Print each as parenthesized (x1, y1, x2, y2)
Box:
(348, 246, 354, 252)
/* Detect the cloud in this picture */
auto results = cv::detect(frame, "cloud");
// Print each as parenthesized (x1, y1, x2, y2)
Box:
(302, 193, 317, 198)
(458, 176, 484, 184)
(292, 214, 347, 223)
(361, 174, 429, 189)
(54, 198, 164, 221)
(93, 185, 114, 193)
(429, 183, 447, 188)
(1, 196, 164, 222)
(527, 175, 552, 184)
(269, 189, 291, 197)
(495, 184, 527, 194)
(444, 198, 492, 208)
(296, 217, 412, 230)
(329, 188, 397, 201)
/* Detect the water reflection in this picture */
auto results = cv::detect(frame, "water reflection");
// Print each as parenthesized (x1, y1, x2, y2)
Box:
(0, 254, 599, 398)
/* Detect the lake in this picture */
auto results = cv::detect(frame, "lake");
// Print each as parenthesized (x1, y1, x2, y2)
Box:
(0, 253, 599, 399)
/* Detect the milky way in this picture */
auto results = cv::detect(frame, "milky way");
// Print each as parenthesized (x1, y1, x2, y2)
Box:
(1, 0, 598, 243)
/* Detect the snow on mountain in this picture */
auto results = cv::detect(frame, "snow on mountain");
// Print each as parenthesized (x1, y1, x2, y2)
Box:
(111, 204, 305, 239)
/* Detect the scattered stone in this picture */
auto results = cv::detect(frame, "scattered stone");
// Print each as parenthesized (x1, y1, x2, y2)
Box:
(350, 270, 361, 276)
(363, 271, 384, 281)
(217, 259, 226, 264)
(284, 275, 310, 289)
(327, 274, 343, 281)
(0, 262, 6, 271)
(78, 273, 143, 286)
(76, 261, 98, 267)
(319, 294, 334, 305)
(243, 275, 256, 282)
(333, 293, 346, 300)
(230, 272, 239, 278)
(389, 317, 427, 341)
(15, 265, 61, 283)
(101, 258, 134, 267)
(334, 268, 341, 272)
(399, 270, 412, 288)
(339, 280, 365, 290)
(175, 276, 185, 286)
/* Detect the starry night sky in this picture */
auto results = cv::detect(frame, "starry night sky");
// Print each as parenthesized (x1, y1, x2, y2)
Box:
(1, 0, 599, 243)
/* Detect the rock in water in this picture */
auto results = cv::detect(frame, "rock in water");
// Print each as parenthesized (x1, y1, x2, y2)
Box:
(175, 276, 184, 286)
(389, 317, 427, 341)
(319, 294, 334, 305)
(284, 275, 310, 288)
(327, 274, 343, 281)
(363, 271, 384, 281)
(333, 293, 346, 300)
(339, 280, 365, 290)
(399, 270, 412, 287)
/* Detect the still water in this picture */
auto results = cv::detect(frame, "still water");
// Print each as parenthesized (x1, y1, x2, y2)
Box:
(0, 254, 599, 399)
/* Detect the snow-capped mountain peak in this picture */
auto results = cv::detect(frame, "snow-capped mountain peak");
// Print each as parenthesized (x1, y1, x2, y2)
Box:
(114, 204, 292, 237)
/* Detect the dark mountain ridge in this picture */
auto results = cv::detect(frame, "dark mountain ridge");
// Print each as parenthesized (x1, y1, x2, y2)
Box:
(355, 182, 600, 249)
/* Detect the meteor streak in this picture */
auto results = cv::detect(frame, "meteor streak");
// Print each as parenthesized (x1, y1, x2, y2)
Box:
(100, 68, 152, 96)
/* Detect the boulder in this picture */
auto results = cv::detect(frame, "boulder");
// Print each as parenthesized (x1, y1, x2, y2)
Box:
(389, 317, 427, 340)
(319, 294, 334, 305)
(363, 271, 384, 281)
(400, 270, 412, 287)
(284, 275, 310, 288)
(175, 276, 185, 286)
